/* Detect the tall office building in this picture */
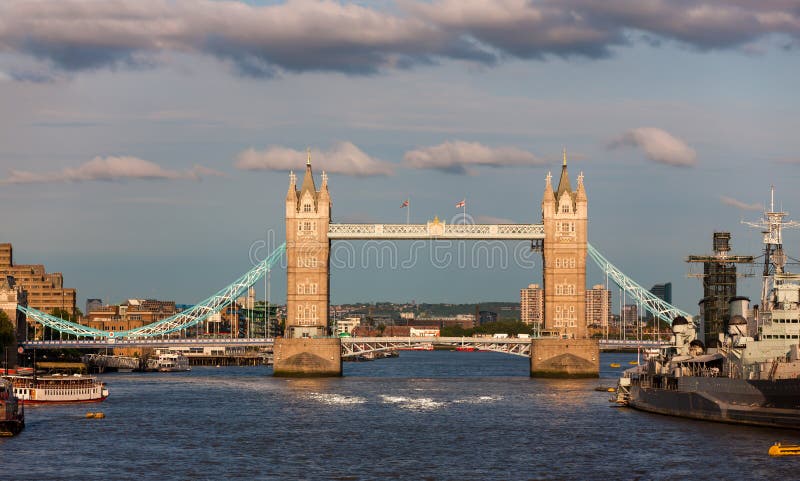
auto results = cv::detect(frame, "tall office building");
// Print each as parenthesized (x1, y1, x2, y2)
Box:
(520, 283, 544, 326)
(585, 284, 612, 327)
(622, 304, 639, 326)
(649, 283, 672, 304)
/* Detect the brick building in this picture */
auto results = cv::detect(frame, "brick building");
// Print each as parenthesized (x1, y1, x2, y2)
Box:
(85, 299, 178, 333)
(0, 243, 77, 318)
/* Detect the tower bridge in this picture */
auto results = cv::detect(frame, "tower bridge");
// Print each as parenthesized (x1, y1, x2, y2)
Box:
(18, 150, 692, 378)
(277, 148, 594, 376)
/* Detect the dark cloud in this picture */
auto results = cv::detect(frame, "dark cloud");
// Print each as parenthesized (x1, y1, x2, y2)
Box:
(0, 0, 797, 78)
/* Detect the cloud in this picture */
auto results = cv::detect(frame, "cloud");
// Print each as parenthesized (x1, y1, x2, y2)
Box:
(608, 127, 697, 167)
(0, 0, 798, 78)
(1, 156, 224, 184)
(404, 140, 543, 174)
(235, 141, 395, 177)
(720, 195, 763, 211)
(776, 158, 800, 165)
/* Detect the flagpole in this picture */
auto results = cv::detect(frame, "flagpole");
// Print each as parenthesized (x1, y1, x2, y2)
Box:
(463, 197, 466, 224)
(407, 197, 410, 225)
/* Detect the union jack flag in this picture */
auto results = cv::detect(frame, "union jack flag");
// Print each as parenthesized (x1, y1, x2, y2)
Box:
(400, 200, 409, 208)
(455, 199, 465, 208)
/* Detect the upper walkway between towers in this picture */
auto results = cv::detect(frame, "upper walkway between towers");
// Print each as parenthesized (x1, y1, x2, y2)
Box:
(327, 222, 544, 240)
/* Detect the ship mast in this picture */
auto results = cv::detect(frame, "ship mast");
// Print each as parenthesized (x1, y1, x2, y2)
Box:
(742, 186, 800, 310)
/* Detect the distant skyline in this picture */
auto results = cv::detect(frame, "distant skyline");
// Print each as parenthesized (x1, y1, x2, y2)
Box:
(1, 1, 798, 312)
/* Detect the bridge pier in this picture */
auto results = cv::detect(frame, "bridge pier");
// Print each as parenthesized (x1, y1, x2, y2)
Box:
(530, 339, 599, 378)
(272, 338, 342, 377)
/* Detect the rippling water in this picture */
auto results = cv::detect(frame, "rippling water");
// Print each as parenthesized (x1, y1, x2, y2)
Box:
(2, 351, 797, 480)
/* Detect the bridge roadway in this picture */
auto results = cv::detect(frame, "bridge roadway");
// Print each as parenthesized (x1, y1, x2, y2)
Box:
(22, 337, 670, 357)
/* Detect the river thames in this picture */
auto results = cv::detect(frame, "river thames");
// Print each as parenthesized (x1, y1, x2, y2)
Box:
(2, 351, 796, 480)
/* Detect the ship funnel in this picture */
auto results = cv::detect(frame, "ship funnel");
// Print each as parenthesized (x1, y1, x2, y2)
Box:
(728, 296, 750, 318)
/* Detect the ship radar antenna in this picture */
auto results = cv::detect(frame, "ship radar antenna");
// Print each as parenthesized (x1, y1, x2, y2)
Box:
(742, 186, 800, 306)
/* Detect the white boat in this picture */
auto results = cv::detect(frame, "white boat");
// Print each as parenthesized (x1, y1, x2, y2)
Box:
(3, 374, 108, 404)
(148, 351, 191, 372)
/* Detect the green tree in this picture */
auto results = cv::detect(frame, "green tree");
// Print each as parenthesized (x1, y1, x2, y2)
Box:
(49, 307, 76, 322)
(0, 310, 15, 350)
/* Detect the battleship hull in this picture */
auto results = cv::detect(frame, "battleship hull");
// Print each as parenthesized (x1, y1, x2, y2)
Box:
(629, 376, 800, 429)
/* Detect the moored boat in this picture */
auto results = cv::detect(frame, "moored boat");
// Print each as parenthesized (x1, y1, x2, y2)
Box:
(3, 374, 109, 404)
(146, 351, 191, 372)
(0, 378, 24, 436)
(615, 189, 800, 429)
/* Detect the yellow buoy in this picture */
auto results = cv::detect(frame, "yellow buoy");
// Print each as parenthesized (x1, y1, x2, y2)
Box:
(609, 363, 621, 368)
(85, 412, 95, 418)
(607, 387, 616, 393)
(629, 360, 639, 365)
(94, 412, 105, 419)
(769, 443, 800, 456)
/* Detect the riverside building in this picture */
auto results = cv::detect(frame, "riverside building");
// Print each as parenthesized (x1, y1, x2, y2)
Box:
(0, 243, 77, 318)
(585, 284, 612, 328)
(520, 283, 544, 327)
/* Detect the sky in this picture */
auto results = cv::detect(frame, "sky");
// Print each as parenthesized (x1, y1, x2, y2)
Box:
(1, 0, 799, 313)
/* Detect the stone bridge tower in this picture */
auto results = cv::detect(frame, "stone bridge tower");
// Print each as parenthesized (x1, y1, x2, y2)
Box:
(284, 152, 331, 339)
(541, 149, 588, 339)
(532, 150, 596, 378)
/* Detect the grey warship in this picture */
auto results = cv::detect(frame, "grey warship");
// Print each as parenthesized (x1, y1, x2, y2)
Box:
(616, 189, 800, 429)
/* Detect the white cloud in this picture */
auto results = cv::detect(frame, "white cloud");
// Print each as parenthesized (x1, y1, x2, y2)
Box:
(235, 141, 394, 177)
(404, 140, 543, 174)
(1, 156, 224, 184)
(720, 195, 762, 211)
(608, 127, 697, 167)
